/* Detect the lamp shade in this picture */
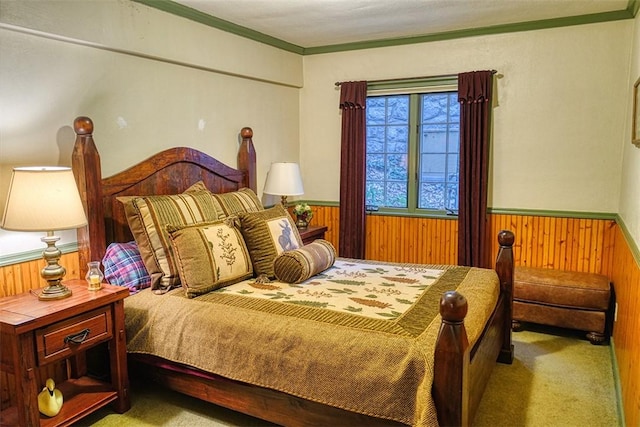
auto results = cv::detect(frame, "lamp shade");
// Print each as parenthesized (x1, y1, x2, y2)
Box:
(1, 167, 88, 232)
(263, 162, 304, 196)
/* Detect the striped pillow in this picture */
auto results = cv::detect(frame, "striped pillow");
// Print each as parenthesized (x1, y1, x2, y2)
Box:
(123, 190, 219, 292)
(168, 219, 253, 298)
(238, 204, 302, 279)
(212, 188, 263, 218)
(273, 240, 336, 284)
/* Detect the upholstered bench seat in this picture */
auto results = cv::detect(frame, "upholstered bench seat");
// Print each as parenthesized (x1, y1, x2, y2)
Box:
(513, 266, 611, 344)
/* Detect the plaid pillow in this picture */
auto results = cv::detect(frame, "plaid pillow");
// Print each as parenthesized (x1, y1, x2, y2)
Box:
(103, 241, 151, 295)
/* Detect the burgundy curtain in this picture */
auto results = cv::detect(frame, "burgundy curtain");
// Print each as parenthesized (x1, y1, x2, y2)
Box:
(457, 70, 494, 267)
(338, 81, 367, 259)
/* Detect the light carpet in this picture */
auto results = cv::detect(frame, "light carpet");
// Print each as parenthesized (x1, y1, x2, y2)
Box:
(78, 327, 620, 426)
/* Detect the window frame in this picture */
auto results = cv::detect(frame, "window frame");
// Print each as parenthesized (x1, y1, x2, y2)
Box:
(366, 76, 459, 218)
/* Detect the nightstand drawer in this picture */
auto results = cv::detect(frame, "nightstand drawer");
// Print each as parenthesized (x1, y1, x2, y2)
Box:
(36, 306, 113, 365)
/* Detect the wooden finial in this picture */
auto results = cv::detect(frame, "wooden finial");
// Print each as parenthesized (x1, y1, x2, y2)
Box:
(74, 117, 93, 135)
(439, 291, 468, 323)
(240, 127, 253, 138)
(498, 229, 515, 247)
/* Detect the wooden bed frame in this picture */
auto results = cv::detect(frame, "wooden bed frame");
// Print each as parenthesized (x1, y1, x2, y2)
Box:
(71, 116, 514, 427)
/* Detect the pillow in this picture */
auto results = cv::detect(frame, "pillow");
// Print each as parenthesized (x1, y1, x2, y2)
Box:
(273, 239, 336, 284)
(168, 219, 253, 298)
(102, 241, 151, 294)
(122, 190, 220, 292)
(238, 204, 303, 278)
(211, 188, 263, 218)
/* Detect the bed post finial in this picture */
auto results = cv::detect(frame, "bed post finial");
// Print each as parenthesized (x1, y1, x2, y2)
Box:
(238, 127, 257, 192)
(74, 116, 93, 135)
(72, 116, 105, 279)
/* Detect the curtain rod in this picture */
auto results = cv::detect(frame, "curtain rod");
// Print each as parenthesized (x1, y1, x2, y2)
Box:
(334, 70, 497, 86)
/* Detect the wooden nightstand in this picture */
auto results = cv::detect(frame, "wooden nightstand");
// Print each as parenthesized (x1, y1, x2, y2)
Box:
(0, 280, 130, 426)
(298, 225, 328, 245)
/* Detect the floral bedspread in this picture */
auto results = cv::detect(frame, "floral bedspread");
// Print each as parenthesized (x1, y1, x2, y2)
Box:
(218, 259, 448, 320)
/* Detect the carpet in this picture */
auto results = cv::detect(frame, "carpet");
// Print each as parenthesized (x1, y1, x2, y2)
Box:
(78, 327, 620, 426)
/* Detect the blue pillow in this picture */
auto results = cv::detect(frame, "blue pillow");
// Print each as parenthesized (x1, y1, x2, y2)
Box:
(102, 241, 151, 294)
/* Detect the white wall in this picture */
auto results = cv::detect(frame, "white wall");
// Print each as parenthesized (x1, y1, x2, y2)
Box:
(300, 21, 632, 217)
(618, 11, 640, 248)
(0, 0, 303, 256)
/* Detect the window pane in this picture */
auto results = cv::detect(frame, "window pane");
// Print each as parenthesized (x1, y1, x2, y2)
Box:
(447, 124, 460, 153)
(366, 97, 386, 125)
(366, 153, 385, 181)
(366, 181, 385, 206)
(387, 96, 409, 124)
(387, 154, 407, 180)
(367, 126, 385, 153)
(421, 153, 445, 182)
(448, 94, 460, 122)
(422, 124, 447, 153)
(386, 125, 408, 152)
(419, 182, 444, 209)
(386, 181, 407, 208)
(422, 94, 449, 123)
(445, 183, 458, 211)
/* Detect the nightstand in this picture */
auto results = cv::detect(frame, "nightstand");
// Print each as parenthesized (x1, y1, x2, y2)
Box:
(298, 225, 328, 245)
(0, 280, 130, 426)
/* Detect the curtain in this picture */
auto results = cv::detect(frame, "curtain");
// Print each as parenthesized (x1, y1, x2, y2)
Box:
(457, 70, 494, 267)
(338, 81, 367, 259)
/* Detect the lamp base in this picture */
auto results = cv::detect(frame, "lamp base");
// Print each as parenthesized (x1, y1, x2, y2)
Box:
(37, 233, 72, 300)
(37, 284, 73, 301)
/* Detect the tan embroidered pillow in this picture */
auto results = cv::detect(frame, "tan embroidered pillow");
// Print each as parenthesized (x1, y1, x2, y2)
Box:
(212, 188, 263, 218)
(273, 240, 336, 284)
(238, 204, 302, 279)
(122, 190, 219, 292)
(168, 220, 253, 298)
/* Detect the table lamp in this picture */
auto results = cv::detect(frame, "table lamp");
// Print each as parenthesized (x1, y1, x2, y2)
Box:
(1, 167, 88, 300)
(263, 162, 304, 206)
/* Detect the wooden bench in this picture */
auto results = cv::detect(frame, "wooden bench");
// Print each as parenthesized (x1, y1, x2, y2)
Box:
(512, 266, 611, 344)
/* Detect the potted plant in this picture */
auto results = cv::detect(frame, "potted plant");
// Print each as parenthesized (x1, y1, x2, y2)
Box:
(293, 202, 313, 229)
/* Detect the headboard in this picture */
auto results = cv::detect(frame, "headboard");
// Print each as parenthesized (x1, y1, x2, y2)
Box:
(71, 116, 257, 277)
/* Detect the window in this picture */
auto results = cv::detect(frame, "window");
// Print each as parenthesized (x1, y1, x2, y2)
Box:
(365, 88, 459, 215)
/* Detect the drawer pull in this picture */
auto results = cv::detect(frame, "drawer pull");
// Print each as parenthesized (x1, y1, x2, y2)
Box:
(64, 328, 91, 345)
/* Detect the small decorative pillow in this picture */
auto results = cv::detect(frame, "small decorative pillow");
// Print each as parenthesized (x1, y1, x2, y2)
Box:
(238, 204, 303, 279)
(212, 188, 263, 218)
(121, 190, 220, 292)
(273, 239, 336, 284)
(102, 241, 151, 294)
(168, 219, 253, 298)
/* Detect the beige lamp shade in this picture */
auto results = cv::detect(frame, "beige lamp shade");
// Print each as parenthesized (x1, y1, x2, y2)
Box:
(263, 162, 304, 197)
(1, 167, 88, 232)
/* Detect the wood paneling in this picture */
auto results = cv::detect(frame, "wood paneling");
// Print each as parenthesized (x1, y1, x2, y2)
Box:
(610, 227, 640, 427)
(0, 252, 81, 298)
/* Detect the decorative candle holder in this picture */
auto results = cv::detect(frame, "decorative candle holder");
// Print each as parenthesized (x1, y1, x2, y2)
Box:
(85, 261, 104, 291)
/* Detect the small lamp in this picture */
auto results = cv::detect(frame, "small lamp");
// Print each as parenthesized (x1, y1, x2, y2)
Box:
(263, 162, 304, 206)
(1, 167, 88, 300)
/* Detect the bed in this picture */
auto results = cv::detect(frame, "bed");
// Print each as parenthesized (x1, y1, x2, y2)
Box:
(71, 116, 514, 427)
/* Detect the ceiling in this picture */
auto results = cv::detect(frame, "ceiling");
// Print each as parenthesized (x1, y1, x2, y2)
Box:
(166, 0, 634, 52)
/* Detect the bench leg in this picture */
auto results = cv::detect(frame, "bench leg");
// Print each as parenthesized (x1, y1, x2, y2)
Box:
(586, 332, 606, 345)
(511, 320, 524, 332)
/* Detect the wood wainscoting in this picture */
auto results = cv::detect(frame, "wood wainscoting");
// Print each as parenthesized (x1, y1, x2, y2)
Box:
(1, 208, 638, 425)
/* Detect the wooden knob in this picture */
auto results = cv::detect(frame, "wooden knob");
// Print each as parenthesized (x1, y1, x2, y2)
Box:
(74, 117, 93, 135)
(498, 229, 514, 247)
(240, 127, 253, 138)
(439, 291, 468, 322)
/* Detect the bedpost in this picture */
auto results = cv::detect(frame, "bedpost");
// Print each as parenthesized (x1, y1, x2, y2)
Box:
(71, 116, 106, 278)
(495, 230, 515, 364)
(238, 127, 257, 192)
(433, 291, 470, 427)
